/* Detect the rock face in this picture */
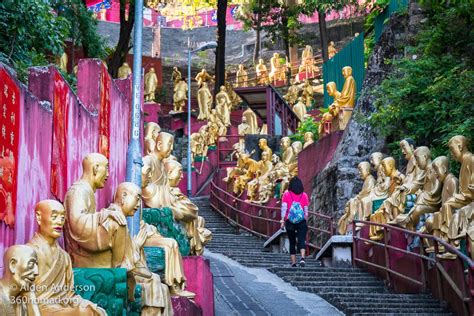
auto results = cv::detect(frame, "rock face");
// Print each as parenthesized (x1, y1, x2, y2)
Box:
(310, 13, 410, 221)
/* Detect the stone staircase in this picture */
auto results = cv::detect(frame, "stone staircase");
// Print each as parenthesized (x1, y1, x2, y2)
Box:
(194, 197, 453, 315)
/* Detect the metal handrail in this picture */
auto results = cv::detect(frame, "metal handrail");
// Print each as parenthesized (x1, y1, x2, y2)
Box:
(353, 220, 473, 315)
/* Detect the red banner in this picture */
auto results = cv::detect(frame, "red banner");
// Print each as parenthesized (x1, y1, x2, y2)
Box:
(51, 72, 69, 201)
(0, 68, 20, 227)
(98, 64, 111, 158)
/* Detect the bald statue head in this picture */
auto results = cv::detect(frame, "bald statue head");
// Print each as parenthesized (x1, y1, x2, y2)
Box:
(358, 161, 371, 180)
(258, 138, 268, 150)
(82, 153, 109, 190)
(280, 137, 291, 151)
(382, 157, 396, 177)
(292, 141, 303, 155)
(156, 132, 174, 160)
(448, 135, 470, 163)
(164, 158, 183, 188)
(342, 66, 352, 78)
(141, 156, 153, 188)
(432, 156, 449, 182)
(326, 82, 337, 97)
(370, 152, 384, 169)
(35, 199, 65, 242)
(2, 245, 38, 295)
(304, 132, 314, 142)
(414, 146, 431, 170)
(114, 182, 141, 217)
(400, 138, 416, 161)
(144, 122, 161, 141)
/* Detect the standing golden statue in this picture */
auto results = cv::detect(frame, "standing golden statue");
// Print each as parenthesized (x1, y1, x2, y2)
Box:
(172, 78, 188, 113)
(215, 85, 232, 127)
(56, 52, 68, 73)
(337, 66, 356, 129)
(269, 53, 284, 83)
(171, 67, 182, 85)
(302, 79, 314, 108)
(338, 162, 376, 235)
(284, 79, 300, 105)
(293, 97, 307, 122)
(258, 138, 273, 158)
(256, 59, 269, 85)
(28, 199, 107, 315)
(299, 45, 316, 77)
(118, 62, 132, 79)
(144, 68, 159, 102)
(197, 81, 212, 120)
(236, 64, 248, 87)
(303, 132, 315, 149)
(328, 41, 337, 59)
(195, 69, 213, 87)
(0, 245, 41, 316)
(209, 109, 227, 139)
(242, 107, 259, 134)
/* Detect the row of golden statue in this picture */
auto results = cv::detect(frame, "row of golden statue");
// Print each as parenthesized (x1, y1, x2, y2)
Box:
(337, 135, 473, 259)
(1, 123, 212, 315)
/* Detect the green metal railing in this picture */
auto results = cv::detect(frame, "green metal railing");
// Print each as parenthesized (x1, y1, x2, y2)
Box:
(375, 0, 409, 41)
(323, 33, 365, 107)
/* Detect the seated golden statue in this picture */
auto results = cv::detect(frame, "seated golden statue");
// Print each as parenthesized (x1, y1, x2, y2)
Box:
(318, 112, 334, 138)
(223, 149, 247, 190)
(337, 66, 356, 129)
(338, 161, 376, 235)
(302, 80, 314, 108)
(208, 109, 227, 140)
(328, 41, 337, 59)
(258, 138, 273, 158)
(197, 82, 212, 120)
(172, 78, 188, 113)
(28, 200, 107, 316)
(256, 59, 268, 85)
(0, 245, 41, 316)
(284, 79, 300, 105)
(234, 154, 260, 197)
(253, 182, 274, 204)
(293, 97, 307, 122)
(171, 67, 182, 85)
(269, 154, 290, 196)
(269, 53, 284, 83)
(215, 85, 232, 127)
(369, 157, 405, 240)
(195, 69, 213, 88)
(360, 152, 391, 223)
(64, 153, 135, 270)
(298, 45, 316, 76)
(243, 107, 259, 134)
(144, 68, 159, 102)
(280, 136, 296, 167)
(247, 151, 273, 202)
(236, 64, 248, 87)
(395, 155, 447, 231)
(190, 131, 207, 165)
(118, 62, 132, 79)
(303, 132, 315, 149)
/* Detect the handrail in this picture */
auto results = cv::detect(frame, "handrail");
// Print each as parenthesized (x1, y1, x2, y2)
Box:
(353, 220, 473, 315)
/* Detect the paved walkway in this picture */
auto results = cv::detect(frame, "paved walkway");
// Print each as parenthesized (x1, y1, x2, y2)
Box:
(206, 251, 344, 316)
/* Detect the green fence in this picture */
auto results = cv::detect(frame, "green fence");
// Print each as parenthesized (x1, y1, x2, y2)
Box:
(323, 33, 365, 107)
(375, 0, 409, 41)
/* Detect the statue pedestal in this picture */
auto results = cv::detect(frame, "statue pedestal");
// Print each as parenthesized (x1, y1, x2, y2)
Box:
(338, 107, 353, 130)
(183, 256, 215, 316)
(315, 235, 353, 267)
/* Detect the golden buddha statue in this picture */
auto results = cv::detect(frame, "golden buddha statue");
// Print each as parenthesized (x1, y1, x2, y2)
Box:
(394, 154, 446, 230)
(258, 138, 273, 158)
(253, 182, 274, 205)
(360, 152, 391, 223)
(247, 151, 273, 202)
(190, 132, 205, 164)
(144, 68, 159, 102)
(269, 53, 284, 83)
(118, 62, 132, 79)
(144, 122, 161, 155)
(280, 136, 296, 167)
(195, 68, 213, 88)
(318, 112, 334, 138)
(336, 66, 356, 129)
(327, 81, 342, 119)
(197, 81, 212, 120)
(64, 153, 137, 271)
(284, 79, 300, 105)
(234, 154, 260, 196)
(0, 245, 41, 316)
(303, 132, 315, 149)
(236, 64, 248, 87)
(299, 45, 316, 76)
(328, 41, 337, 59)
(56, 52, 68, 73)
(28, 199, 106, 315)
(289, 141, 303, 176)
(208, 109, 227, 139)
(242, 107, 259, 134)
(293, 97, 307, 122)
(269, 154, 290, 196)
(302, 80, 314, 108)
(171, 66, 182, 85)
(215, 85, 232, 127)
(172, 78, 188, 113)
(256, 58, 268, 85)
(369, 157, 404, 240)
(338, 161, 376, 235)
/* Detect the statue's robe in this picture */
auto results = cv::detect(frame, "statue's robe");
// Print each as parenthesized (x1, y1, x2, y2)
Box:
(338, 174, 376, 235)
(0, 286, 27, 316)
(28, 233, 106, 316)
(144, 72, 158, 97)
(337, 75, 356, 108)
(197, 85, 212, 120)
(64, 180, 134, 270)
(243, 108, 259, 134)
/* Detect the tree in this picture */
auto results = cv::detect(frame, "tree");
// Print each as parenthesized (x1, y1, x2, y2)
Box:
(108, 0, 135, 78)
(214, 0, 227, 92)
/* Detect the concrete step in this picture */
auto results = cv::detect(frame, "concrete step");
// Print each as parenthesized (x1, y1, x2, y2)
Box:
(298, 285, 388, 294)
(283, 275, 381, 282)
(289, 280, 385, 288)
(352, 314, 452, 316)
(346, 307, 449, 314)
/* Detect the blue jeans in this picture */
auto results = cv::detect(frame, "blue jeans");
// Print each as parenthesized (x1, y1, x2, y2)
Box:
(285, 219, 307, 255)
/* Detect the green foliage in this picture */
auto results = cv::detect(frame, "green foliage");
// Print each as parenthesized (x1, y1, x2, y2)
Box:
(291, 116, 320, 143)
(366, 2, 474, 165)
(0, 0, 69, 81)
